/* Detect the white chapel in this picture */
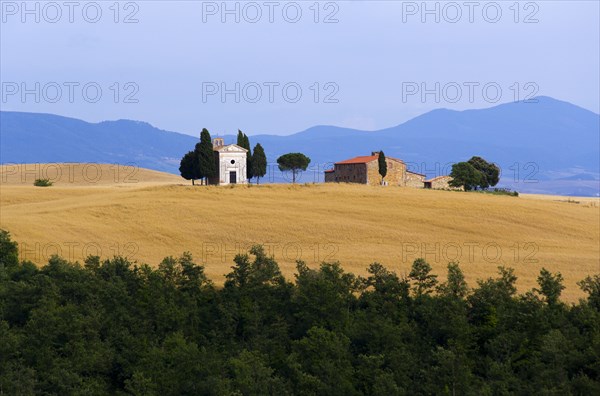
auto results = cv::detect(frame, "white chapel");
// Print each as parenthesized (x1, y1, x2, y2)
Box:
(209, 137, 248, 185)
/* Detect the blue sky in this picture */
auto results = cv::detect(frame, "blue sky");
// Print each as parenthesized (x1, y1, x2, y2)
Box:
(1, 1, 599, 136)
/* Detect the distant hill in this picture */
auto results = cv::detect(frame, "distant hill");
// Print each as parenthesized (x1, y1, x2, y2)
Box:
(1, 97, 598, 195)
(0, 113, 197, 173)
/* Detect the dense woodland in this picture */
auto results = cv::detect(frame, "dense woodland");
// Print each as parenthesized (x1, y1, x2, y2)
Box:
(1, 230, 599, 395)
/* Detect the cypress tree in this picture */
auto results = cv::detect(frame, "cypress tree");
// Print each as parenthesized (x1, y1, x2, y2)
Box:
(237, 130, 253, 181)
(236, 130, 245, 147)
(198, 128, 216, 184)
(378, 151, 387, 184)
(251, 143, 267, 184)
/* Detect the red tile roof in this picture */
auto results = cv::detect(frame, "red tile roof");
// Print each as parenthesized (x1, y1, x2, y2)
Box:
(324, 169, 335, 173)
(335, 154, 407, 165)
(335, 155, 378, 165)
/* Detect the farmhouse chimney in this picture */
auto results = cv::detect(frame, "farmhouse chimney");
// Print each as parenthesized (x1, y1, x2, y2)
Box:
(371, 151, 380, 156)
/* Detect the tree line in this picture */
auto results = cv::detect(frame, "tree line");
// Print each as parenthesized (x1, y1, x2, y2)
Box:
(1, 230, 599, 395)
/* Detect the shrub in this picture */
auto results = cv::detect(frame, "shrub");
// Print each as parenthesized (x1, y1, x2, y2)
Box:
(472, 188, 518, 197)
(33, 178, 53, 187)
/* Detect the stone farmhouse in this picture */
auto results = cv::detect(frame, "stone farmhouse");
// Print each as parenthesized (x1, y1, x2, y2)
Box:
(208, 138, 248, 186)
(324, 152, 457, 189)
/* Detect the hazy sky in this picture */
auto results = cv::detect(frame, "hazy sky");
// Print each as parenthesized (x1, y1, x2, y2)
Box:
(1, 1, 599, 136)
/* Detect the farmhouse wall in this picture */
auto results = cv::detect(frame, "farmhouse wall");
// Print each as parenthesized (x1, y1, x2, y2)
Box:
(366, 159, 407, 186)
(334, 163, 368, 183)
(405, 171, 425, 188)
(324, 171, 336, 183)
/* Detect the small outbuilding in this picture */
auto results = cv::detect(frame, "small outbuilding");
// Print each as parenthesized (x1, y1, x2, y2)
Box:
(424, 175, 461, 190)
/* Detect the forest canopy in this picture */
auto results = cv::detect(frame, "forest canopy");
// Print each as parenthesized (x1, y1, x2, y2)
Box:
(1, 230, 599, 395)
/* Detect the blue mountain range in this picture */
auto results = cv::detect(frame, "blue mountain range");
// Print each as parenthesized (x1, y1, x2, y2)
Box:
(1, 96, 598, 196)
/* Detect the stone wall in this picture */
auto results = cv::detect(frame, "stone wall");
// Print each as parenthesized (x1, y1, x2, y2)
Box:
(332, 163, 368, 183)
(366, 158, 406, 186)
(428, 175, 462, 190)
(405, 171, 425, 188)
(324, 171, 336, 183)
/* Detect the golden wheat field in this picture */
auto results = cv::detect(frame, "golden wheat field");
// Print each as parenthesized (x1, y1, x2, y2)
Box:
(1, 163, 599, 301)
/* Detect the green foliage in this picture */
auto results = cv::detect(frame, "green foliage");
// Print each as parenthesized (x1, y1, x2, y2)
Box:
(449, 162, 483, 191)
(198, 128, 217, 181)
(277, 153, 311, 183)
(178, 150, 200, 184)
(468, 156, 500, 188)
(362, 263, 409, 302)
(179, 128, 216, 185)
(450, 156, 500, 191)
(474, 188, 519, 197)
(288, 327, 358, 395)
(236, 130, 244, 147)
(578, 274, 600, 309)
(0, 229, 19, 271)
(293, 261, 360, 335)
(408, 258, 438, 296)
(438, 262, 469, 298)
(229, 350, 289, 395)
(1, 229, 599, 394)
(237, 130, 253, 180)
(377, 151, 387, 183)
(33, 178, 53, 187)
(251, 143, 267, 184)
(535, 268, 565, 305)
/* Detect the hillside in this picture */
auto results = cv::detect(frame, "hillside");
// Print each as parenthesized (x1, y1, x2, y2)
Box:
(0, 162, 185, 186)
(2, 97, 599, 196)
(1, 164, 598, 302)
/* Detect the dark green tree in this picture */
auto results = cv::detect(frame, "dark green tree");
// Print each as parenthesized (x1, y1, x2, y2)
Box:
(293, 261, 360, 335)
(237, 130, 253, 180)
(229, 350, 289, 395)
(0, 229, 19, 271)
(198, 128, 216, 184)
(468, 156, 500, 188)
(378, 151, 387, 184)
(245, 136, 252, 180)
(179, 150, 200, 185)
(437, 262, 469, 299)
(277, 153, 310, 183)
(535, 268, 565, 305)
(408, 258, 438, 297)
(236, 130, 245, 147)
(251, 143, 267, 184)
(362, 262, 409, 302)
(288, 327, 358, 395)
(578, 274, 600, 309)
(449, 162, 483, 191)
